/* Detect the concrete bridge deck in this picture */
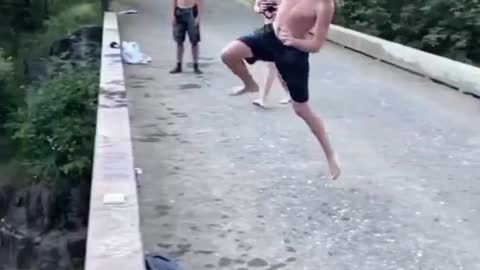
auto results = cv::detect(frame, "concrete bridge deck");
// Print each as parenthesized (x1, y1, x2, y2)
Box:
(116, 0, 480, 269)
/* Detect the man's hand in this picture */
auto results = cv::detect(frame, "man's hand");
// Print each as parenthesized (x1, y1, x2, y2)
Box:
(278, 27, 297, 47)
(172, 0, 177, 25)
(258, 1, 269, 12)
(196, 0, 203, 26)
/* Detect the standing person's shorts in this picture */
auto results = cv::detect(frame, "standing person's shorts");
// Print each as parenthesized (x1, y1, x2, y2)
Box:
(238, 24, 310, 103)
(173, 6, 200, 45)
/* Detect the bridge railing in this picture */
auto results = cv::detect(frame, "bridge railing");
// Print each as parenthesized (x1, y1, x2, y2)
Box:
(84, 12, 145, 270)
(327, 25, 480, 97)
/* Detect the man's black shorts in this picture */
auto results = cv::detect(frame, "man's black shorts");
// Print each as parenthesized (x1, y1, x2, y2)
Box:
(173, 6, 200, 45)
(238, 24, 310, 103)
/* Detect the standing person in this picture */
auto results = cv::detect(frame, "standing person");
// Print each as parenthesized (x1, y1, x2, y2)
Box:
(220, 0, 341, 180)
(170, 0, 203, 74)
(249, 0, 291, 107)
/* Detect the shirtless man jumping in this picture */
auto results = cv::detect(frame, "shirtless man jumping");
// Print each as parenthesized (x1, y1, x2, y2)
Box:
(170, 0, 203, 74)
(221, 0, 341, 179)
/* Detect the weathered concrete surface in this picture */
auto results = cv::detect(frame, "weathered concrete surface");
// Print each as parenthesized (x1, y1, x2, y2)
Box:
(119, 0, 480, 269)
(85, 12, 144, 270)
(327, 25, 480, 97)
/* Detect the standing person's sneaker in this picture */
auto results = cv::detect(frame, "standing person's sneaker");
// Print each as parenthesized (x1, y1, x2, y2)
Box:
(279, 96, 291, 104)
(193, 63, 203, 74)
(170, 63, 182, 74)
(252, 98, 267, 108)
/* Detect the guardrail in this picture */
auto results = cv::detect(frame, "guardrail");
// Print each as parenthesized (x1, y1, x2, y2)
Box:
(239, 0, 480, 97)
(84, 12, 145, 270)
(327, 25, 480, 97)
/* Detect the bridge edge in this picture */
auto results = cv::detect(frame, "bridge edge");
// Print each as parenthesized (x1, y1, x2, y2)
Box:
(84, 12, 145, 270)
(327, 25, 480, 97)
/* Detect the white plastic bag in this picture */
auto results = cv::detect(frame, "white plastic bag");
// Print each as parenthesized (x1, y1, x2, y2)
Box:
(121, 41, 152, 64)
(118, 9, 138, 15)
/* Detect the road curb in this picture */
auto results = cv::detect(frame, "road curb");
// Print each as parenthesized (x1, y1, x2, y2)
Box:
(85, 12, 145, 270)
(236, 0, 480, 97)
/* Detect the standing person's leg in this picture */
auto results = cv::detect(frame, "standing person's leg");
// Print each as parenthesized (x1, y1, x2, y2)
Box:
(276, 71, 291, 105)
(276, 50, 341, 180)
(188, 13, 202, 74)
(171, 15, 187, 74)
(192, 41, 201, 74)
(253, 62, 276, 107)
(264, 62, 276, 98)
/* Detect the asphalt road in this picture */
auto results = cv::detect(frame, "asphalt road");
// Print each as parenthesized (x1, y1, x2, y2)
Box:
(118, 0, 480, 269)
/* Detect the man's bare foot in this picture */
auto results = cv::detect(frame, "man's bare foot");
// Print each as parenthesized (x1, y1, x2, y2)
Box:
(229, 83, 259, 96)
(328, 153, 341, 180)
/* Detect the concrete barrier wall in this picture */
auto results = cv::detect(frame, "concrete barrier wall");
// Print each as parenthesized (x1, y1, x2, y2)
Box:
(84, 12, 145, 270)
(327, 25, 480, 96)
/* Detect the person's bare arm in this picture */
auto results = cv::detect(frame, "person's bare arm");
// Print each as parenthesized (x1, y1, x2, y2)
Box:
(172, 0, 177, 23)
(196, 0, 203, 23)
(279, 2, 334, 53)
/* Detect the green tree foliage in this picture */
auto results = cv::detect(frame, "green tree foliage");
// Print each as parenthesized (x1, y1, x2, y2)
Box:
(0, 0, 101, 128)
(26, 2, 101, 57)
(334, 0, 480, 65)
(0, 51, 16, 127)
(6, 69, 98, 184)
(0, 0, 47, 53)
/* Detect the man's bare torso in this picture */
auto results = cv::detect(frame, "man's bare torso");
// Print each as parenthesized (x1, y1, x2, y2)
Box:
(274, 0, 334, 39)
(176, 0, 198, 8)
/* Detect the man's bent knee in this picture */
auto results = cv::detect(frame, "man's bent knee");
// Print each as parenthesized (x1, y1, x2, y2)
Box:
(292, 101, 310, 118)
(220, 50, 233, 65)
(220, 47, 239, 66)
(221, 40, 252, 64)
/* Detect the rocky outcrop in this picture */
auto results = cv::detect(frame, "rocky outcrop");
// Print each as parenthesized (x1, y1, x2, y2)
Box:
(48, 25, 102, 69)
(25, 25, 102, 84)
(0, 180, 90, 270)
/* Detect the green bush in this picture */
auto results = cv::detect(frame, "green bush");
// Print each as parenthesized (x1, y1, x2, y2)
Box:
(334, 0, 480, 65)
(1, 0, 101, 188)
(47, 0, 99, 16)
(6, 69, 98, 184)
(0, 50, 13, 87)
(23, 2, 102, 58)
